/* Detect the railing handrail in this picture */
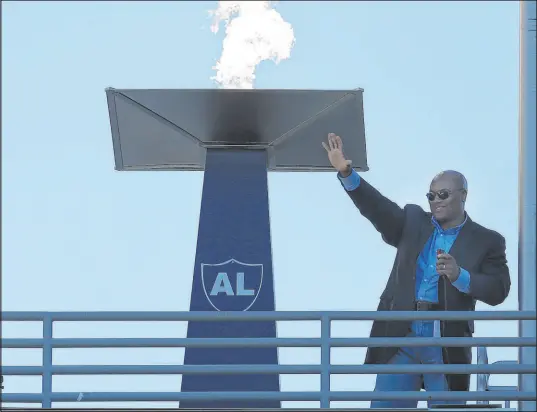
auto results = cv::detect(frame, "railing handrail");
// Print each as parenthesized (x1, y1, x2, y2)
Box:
(2, 336, 535, 348)
(2, 310, 535, 321)
(2, 364, 535, 375)
(2, 390, 535, 402)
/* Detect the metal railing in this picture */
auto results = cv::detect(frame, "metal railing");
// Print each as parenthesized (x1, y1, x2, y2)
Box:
(1, 310, 536, 409)
(478, 347, 520, 409)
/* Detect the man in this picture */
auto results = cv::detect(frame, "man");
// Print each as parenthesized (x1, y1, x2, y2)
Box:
(322, 133, 511, 409)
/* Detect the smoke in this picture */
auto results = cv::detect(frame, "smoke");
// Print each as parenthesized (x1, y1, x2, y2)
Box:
(209, 1, 295, 89)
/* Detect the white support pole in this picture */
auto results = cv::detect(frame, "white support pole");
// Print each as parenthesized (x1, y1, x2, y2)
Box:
(518, 1, 536, 411)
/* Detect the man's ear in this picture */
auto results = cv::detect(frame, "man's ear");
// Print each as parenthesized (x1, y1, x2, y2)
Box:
(461, 190, 467, 203)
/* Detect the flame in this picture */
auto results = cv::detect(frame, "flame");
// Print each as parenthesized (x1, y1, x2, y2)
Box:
(209, 1, 295, 89)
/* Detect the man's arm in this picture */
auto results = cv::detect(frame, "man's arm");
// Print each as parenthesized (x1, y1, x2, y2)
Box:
(462, 233, 511, 306)
(338, 169, 406, 248)
(323, 133, 406, 247)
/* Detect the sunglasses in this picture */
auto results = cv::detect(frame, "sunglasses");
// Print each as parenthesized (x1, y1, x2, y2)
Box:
(426, 188, 465, 202)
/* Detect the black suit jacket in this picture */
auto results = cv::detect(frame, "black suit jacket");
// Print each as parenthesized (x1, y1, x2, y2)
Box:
(343, 177, 511, 391)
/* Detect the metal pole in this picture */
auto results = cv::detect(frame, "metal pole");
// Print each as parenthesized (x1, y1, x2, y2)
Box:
(42, 315, 53, 409)
(320, 315, 331, 409)
(518, 1, 536, 411)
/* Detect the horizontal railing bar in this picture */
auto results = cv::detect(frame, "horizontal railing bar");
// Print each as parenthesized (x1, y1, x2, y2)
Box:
(488, 385, 519, 391)
(1, 310, 535, 322)
(3, 337, 535, 348)
(2, 391, 535, 402)
(1, 337, 317, 348)
(330, 337, 537, 347)
(2, 364, 535, 376)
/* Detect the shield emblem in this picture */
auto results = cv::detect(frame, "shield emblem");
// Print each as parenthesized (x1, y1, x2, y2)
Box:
(201, 259, 264, 311)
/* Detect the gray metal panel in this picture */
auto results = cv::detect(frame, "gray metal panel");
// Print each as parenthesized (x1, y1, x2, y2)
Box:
(268, 91, 368, 171)
(108, 90, 205, 171)
(105, 88, 368, 172)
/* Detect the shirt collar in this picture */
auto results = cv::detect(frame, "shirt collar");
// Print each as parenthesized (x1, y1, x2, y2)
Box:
(432, 213, 468, 235)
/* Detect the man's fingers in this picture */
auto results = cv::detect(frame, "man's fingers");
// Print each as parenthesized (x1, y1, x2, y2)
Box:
(328, 134, 336, 150)
(335, 135, 343, 150)
(437, 269, 451, 279)
(437, 254, 453, 261)
(436, 260, 453, 268)
(437, 261, 455, 271)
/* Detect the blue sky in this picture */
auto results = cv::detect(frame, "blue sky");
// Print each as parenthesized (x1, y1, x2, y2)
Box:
(2, 1, 521, 409)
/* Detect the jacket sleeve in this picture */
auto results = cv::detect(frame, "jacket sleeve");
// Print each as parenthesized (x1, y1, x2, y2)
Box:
(466, 233, 511, 306)
(342, 176, 406, 248)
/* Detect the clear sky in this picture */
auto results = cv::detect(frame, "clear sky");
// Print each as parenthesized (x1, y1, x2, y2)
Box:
(2, 0, 521, 409)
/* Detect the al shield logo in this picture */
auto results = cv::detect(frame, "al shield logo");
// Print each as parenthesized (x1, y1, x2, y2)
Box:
(201, 258, 264, 311)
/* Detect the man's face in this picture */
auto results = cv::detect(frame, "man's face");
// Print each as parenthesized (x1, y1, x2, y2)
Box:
(427, 176, 466, 223)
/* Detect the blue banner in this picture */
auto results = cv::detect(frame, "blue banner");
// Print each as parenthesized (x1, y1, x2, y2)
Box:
(180, 149, 280, 409)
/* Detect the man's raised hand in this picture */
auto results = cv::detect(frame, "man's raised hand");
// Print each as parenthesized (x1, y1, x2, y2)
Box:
(322, 133, 352, 176)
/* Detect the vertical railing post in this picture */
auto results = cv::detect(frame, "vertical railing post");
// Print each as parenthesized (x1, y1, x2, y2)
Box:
(519, 1, 537, 411)
(476, 346, 490, 405)
(42, 315, 53, 408)
(320, 315, 331, 409)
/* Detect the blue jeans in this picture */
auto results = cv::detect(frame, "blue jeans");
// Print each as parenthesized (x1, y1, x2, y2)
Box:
(371, 320, 453, 409)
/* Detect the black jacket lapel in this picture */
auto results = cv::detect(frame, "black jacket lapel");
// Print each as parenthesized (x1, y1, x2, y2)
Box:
(415, 216, 434, 259)
(448, 215, 478, 268)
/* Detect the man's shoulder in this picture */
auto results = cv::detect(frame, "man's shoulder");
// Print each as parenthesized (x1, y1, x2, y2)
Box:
(403, 203, 429, 220)
(468, 218, 506, 245)
(398, 204, 432, 233)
